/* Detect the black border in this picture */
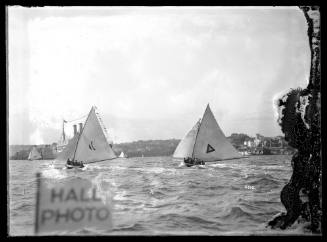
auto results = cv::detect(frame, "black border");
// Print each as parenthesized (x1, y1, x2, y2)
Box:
(3, 2, 325, 241)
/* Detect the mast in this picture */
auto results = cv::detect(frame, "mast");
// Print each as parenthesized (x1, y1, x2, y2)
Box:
(62, 119, 66, 143)
(191, 118, 202, 159)
(72, 107, 94, 161)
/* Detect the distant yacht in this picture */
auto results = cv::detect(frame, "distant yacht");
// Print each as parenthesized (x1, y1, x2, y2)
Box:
(55, 106, 117, 169)
(119, 151, 128, 158)
(28, 146, 42, 160)
(173, 104, 242, 165)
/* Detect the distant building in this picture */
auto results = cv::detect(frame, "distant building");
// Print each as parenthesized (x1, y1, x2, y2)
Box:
(244, 139, 255, 147)
(263, 139, 270, 147)
(254, 137, 261, 147)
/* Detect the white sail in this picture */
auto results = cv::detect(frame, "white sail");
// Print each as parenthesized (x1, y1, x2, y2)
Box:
(28, 146, 42, 160)
(173, 104, 242, 162)
(73, 106, 117, 164)
(55, 134, 79, 162)
(173, 120, 201, 159)
(193, 104, 241, 161)
(119, 152, 126, 158)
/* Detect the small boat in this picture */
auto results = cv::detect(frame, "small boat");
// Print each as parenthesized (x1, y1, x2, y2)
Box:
(119, 151, 128, 158)
(55, 106, 117, 169)
(28, 146, 42, 160)
(65, 163, 87, 170)
(173, 104, 242, 164)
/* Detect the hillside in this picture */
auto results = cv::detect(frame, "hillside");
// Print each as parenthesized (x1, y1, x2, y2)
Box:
(9, 134, 294, 160)
(9, 145, 56, 160)
(112, 139, 180, 157)
(9, 139, 181, 160)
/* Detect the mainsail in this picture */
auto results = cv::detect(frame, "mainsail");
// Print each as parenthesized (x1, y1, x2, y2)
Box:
(55, 134, 79, 162)
(55, 106, 117, 164)
(173, 104, 242, 162)
(28, 146, 42, 160)
(173, 119, 201, 159)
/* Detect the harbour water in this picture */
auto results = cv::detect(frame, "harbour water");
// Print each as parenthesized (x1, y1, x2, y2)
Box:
(8, 155, 315, 236)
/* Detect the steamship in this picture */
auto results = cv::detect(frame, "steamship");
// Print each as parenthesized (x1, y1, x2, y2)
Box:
(55, 121, 84, 154)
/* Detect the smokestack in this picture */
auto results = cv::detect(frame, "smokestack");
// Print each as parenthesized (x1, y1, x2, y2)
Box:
(79, 123, 83, 133)
(73, 124, 77, 136)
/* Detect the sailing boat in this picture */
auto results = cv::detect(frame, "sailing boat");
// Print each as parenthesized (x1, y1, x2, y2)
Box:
(28, 146, 42, 160)
(173, 104, 242, 166)
(55, 106, 117, 169)
(119, 151, 128, 158)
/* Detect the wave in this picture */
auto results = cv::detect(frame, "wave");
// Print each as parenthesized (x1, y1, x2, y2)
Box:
(208, 163, 234, 170)
(112, 223, 145, 232)
(247, 176, 281, 187)
(113, 190, 128, 201)
(206, 185, 227, 191)
(156, 213, 225, 231)
(261, 165, 288, 171)
(220, 206, 256, 221)
(77, 228, 104, 235)
(149, 201, 173, 209)
(148, 189, 166, 199)
(86, 164, 112, 172)
(178, 162, 185, 167)
(10, 156, 306, 236)
(41, 168, 67, 179)
(250, 199, 283, 208)
(237, 203, 282, 223)
(184, 215, 221, 226)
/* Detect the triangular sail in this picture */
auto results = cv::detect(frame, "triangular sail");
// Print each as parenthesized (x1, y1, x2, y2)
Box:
(28, 151, 32, 160)
(173, 120, 201, 159)
(193, 104, 242, 161)
(28, 147, 42, 160)
(73, 107, 117, 163)
(55, 134, 79, 162)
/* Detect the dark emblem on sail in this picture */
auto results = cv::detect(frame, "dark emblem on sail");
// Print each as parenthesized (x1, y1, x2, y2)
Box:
(206, 144, 215, 153)
(89, 141, 96, 151)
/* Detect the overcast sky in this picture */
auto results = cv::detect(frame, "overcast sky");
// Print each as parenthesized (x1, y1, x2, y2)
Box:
(8, 6, 310, 145)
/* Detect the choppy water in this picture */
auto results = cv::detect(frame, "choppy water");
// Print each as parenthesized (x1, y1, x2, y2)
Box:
(8, 155, 315, 236)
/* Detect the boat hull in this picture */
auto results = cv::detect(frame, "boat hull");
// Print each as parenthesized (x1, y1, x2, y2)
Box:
(184, 158, 205, 167)
(65, 164, 86, 170)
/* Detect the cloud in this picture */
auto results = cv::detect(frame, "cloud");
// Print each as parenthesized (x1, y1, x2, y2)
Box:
(30, 129, 44, 145)
(8, 7, 310, 144)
